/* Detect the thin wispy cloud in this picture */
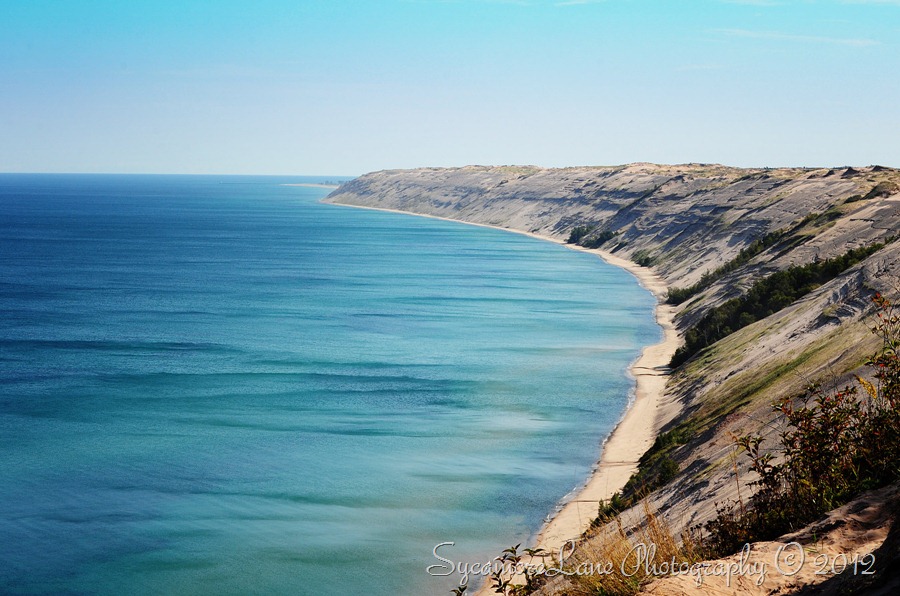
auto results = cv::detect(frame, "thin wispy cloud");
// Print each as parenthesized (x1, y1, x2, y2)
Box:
(715, 28, 880, 46)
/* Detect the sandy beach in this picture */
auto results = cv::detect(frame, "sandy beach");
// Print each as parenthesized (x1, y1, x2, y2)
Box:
(532, 247, 678, 557)
(322, 202, 680, 559)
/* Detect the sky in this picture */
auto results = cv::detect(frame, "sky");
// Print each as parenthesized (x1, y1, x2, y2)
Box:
(1, 0, 898, 175)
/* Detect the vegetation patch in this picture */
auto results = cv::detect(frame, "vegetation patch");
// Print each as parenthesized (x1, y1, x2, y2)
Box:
(566, 225, 595, 244)
(566, 503, 703, 596)
(704, 293, 900, 555)
(694, 339, 830, 429)
(566, 225, 617, 248)
(593, 422, 696, 519)
(632, 249, 656, 267)
(483, 503, 702, 596)
(794, 207, 844, 229)
(582, 230, 617, 249)
(667, 205, 871, 306)
(863, 180, 899, 201)
(670, 242, 886, 367)
(666, 229, 785, 304)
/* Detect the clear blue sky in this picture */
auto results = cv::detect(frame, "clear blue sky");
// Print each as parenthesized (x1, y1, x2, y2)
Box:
(1, 0, 898, 175)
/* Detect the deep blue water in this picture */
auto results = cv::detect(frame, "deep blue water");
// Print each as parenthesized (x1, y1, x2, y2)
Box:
(0, 174, 659, 595)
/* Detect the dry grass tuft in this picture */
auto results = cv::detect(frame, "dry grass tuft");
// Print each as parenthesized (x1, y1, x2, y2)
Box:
(553, 502, 703, 596)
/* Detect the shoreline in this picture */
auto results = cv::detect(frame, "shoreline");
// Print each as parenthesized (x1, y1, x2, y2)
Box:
(533, 252, 678, 556)
(321, 201, 679, 587)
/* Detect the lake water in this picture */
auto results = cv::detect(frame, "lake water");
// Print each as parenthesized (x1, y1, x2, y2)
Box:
(0, 174, 658, 594)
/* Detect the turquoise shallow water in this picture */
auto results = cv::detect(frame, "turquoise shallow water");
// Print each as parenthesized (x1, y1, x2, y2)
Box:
(0, 175, 659, 595)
